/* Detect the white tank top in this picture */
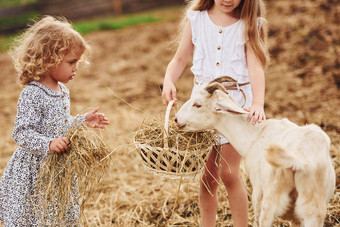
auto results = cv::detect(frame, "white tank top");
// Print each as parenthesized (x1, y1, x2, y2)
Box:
(187, 10, 250, 84)
(187, 10, 252, 108)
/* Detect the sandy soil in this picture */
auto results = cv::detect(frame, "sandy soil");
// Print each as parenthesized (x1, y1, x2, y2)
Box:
(0, 0, 339, 226)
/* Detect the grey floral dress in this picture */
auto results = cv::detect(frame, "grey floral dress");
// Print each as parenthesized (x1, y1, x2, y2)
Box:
(0, 81, 84, 226)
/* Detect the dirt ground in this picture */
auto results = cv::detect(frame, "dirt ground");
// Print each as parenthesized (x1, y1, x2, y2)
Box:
(0, 0, 339, 226)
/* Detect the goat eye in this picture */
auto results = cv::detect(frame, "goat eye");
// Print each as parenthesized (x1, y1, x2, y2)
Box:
(193, 103, 201, 108)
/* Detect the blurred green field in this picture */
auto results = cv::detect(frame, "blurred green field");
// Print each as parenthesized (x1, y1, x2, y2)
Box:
(0, 0, 37, 7)
(0, 6, 181, 52)
(74, 15, 160, 34)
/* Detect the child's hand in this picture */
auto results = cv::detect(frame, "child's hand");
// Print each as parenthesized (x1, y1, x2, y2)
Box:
(244, 104, 266, 125)
(85, 107, 109, 129)
(50, 137, 69, 153)
(162, 80, 177, 106)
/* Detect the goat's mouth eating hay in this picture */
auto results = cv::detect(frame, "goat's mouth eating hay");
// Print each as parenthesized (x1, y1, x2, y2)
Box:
(134, 100, 217, 178)
(30, 125, 111, 225)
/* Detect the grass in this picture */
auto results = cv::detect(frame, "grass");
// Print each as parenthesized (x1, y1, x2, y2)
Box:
(0, 6, 180, 52)
(0, 11, 38, 49)
(0, 0, 37, 7)
(0, 11, 38, 28)
(74, 15, 160, 35)
(0, 35, 14, 52)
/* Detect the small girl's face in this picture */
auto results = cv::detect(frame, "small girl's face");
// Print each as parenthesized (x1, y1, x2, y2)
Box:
(49, 49, 83, 84)
(214, 0, 242, 14)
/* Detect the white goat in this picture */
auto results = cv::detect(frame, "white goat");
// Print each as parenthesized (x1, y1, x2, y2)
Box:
(174, 78, 335, 227)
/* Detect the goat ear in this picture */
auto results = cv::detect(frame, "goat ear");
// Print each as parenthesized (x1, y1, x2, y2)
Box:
(213, 98, 248, 114)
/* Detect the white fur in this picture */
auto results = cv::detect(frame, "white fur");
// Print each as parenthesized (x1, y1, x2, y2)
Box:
(175, 84, 336, 226)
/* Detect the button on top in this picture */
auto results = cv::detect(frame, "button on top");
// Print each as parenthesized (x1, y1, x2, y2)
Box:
(219, 29, 222, 34)
(217, 45, 221, 50)
(64, 107, 67, 110)
(216, 62, 220, 67)
(61, 95, 65, 98)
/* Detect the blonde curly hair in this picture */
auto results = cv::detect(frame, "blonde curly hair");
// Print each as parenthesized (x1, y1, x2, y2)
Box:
(9, 15, 91, 86)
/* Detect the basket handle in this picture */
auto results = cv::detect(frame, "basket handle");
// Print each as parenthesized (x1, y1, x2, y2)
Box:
(164, 100, 176, 150)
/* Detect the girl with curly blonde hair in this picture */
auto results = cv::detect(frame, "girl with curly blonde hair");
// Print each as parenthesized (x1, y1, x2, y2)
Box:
(0, 16, 109, 225)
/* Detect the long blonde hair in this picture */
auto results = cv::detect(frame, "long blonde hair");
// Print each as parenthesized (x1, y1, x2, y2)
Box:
(179, 0, 270, 67)
(9, 16, 91, 86)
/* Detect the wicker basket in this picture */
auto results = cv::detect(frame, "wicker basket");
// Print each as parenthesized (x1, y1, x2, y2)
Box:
(134, 100, 215, 178)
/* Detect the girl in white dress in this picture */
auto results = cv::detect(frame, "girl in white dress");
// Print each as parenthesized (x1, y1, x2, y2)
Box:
(162, 0, 269, 226)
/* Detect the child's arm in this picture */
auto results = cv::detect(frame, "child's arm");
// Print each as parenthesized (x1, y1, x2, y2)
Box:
(162, 21, 194, 105)
(245, 45, 266, 124)
(84, 107, 109, 129)
(13, 92, 54, 156)
(48, 108, 109, 153)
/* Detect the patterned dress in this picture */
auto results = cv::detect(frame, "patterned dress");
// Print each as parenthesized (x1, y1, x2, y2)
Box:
(0, 81, 84, 226)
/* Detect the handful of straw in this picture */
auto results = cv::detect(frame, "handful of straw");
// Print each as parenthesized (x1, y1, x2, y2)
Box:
(134, 100, 216, 178)
(31, 125, 111, 225)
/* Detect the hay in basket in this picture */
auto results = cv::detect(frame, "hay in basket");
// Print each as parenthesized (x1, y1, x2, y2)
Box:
(30, 123, 111, 225)
(134, 100, 217, 179)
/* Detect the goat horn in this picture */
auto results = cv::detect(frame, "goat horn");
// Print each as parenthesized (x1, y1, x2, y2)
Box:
(206, 82, 229, 95)
(209, 76, 237, 84)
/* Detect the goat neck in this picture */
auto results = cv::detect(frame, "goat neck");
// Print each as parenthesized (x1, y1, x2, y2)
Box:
(214, 112, 266, 157)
